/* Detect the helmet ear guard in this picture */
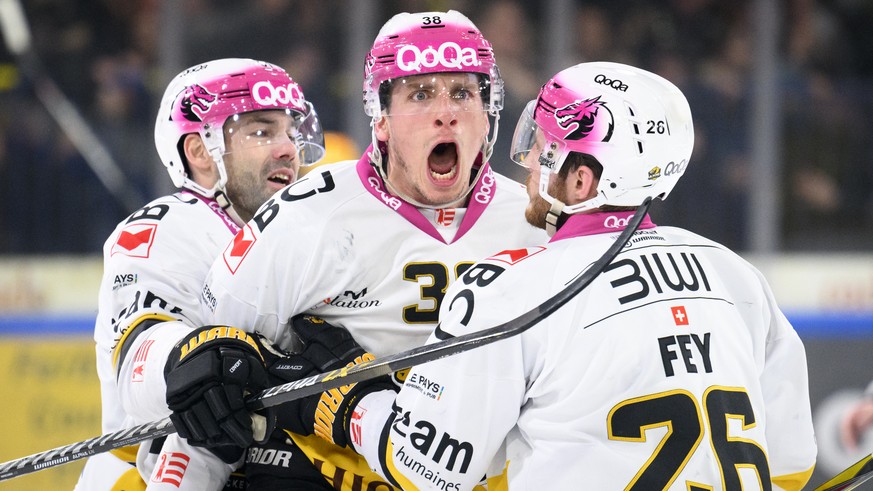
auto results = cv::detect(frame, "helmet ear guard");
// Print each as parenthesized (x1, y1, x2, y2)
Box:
(154, 58, 325, 198)
(511, 61, 694, 214)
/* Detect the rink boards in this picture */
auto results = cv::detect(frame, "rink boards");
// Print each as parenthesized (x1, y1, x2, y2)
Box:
(0, 255, 871, 489)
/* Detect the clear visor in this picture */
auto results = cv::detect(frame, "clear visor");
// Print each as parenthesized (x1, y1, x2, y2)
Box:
(510, 100, 568, 173)
(382, 73, 488, 117)
(221, 103, 325, 166)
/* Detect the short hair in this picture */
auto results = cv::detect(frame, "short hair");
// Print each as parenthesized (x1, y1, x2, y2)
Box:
(560, 152, 636, 212)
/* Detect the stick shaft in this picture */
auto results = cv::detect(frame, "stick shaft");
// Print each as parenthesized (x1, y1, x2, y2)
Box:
(0, 200, 652, 481)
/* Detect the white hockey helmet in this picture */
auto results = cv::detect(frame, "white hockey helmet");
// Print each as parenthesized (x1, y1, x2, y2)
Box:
(154, 58, 325, 198)
(511, 61, 694, 213)
(363, 10, 504, 165)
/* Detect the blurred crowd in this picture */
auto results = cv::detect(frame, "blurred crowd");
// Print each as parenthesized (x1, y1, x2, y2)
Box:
(1, 0, 872, 253)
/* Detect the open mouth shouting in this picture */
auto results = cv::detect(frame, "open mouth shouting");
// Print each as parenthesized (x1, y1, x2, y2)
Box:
(428, 141, 459, 185)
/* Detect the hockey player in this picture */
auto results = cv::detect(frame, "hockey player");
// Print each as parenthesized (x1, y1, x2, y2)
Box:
(76, 58, 326, 490)
(282, 62, 819, 490)
(164, 10, 548, 490)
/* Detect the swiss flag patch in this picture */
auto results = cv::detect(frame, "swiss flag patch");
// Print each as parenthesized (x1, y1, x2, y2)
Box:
(671, 306, 689, 326)
(487, 246, 546, 265)
(111, 223, 157, 258)
(131, 339, 154, 383)
(223, 224, 256, 274)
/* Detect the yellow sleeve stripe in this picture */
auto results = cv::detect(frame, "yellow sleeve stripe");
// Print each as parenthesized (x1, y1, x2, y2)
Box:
(773, 464, 815, 491)
(383, 435, 420, 491)
(111, 313, 177, 372)
(109, 444, 140, 464)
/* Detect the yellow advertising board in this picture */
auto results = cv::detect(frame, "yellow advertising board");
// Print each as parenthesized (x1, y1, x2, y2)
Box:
(0, 336, 101, 490)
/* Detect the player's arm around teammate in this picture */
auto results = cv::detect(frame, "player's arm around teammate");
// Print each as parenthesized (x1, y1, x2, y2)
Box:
(272, 62, 817, 490)
(77, 58, 326, 491)
(171, 10, 548, 491)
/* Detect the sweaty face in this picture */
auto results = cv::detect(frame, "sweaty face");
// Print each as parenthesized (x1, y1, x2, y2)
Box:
(378, 73, 489, 208)
(222, 110, 301, 222)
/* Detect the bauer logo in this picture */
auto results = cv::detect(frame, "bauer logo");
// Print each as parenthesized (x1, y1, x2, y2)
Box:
(251, 80, 305, 110)
(396, 42, 481, 72)
(223, 224, 257, 274)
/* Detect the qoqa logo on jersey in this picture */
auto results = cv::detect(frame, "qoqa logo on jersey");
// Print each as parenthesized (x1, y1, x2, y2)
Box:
(252, 81, 305, 110)
(604, 215, 630, 229)
(396, 42, 481, 72)
(473, 167, 496, 205)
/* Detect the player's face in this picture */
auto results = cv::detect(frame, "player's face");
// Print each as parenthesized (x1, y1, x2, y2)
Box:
(222, 110, 300, 222)
(377, 73, 489, 207)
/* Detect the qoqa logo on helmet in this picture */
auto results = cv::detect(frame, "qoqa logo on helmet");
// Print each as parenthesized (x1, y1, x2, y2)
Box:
(396, 42, 481, 72)
(252, 81, 305, 110)
(604, 215, 630, 229)
(594, 74, 629, 92)
(664, 160, 688, 176)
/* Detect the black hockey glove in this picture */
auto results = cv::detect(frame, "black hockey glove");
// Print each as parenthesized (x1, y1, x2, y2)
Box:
(165, 325, 270, 463)
(263, 314, 396, 448)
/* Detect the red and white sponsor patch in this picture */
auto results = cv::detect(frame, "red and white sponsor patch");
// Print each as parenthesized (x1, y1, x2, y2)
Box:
(349, 405, 367, 448)
(223, 224, 257, 274)
(487, 246, 547, 265)
(671, 306, 689, 326)
(436, 208, 456, 226)
(152, 451, 190, 487)
(131, 339, 154, 383)
(111, 223, 158, 258)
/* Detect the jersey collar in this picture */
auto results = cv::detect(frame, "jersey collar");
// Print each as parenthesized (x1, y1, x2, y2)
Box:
(356, 146, 496, 244)
(549, 211, 656, 243)
(180, 190, 241, 235)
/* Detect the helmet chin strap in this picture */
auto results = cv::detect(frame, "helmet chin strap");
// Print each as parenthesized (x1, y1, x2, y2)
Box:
(214, 189, 245, 227)
(545, 198, 566, 237)
(207, 149, 246, 227)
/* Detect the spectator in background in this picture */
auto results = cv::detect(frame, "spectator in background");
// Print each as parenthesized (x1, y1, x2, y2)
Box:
(477, 0, 540, 182)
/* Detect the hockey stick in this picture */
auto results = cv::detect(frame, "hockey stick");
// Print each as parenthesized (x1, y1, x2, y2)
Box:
(0, 0, 145, 212)
(0, 198, 653, 481)
(813, 453, 873, 491)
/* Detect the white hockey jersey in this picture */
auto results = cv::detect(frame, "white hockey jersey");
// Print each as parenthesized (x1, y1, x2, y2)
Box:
(354, 211, 817, 491)
(201, 155, 547, 488)
(77, 191, 241, 491)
